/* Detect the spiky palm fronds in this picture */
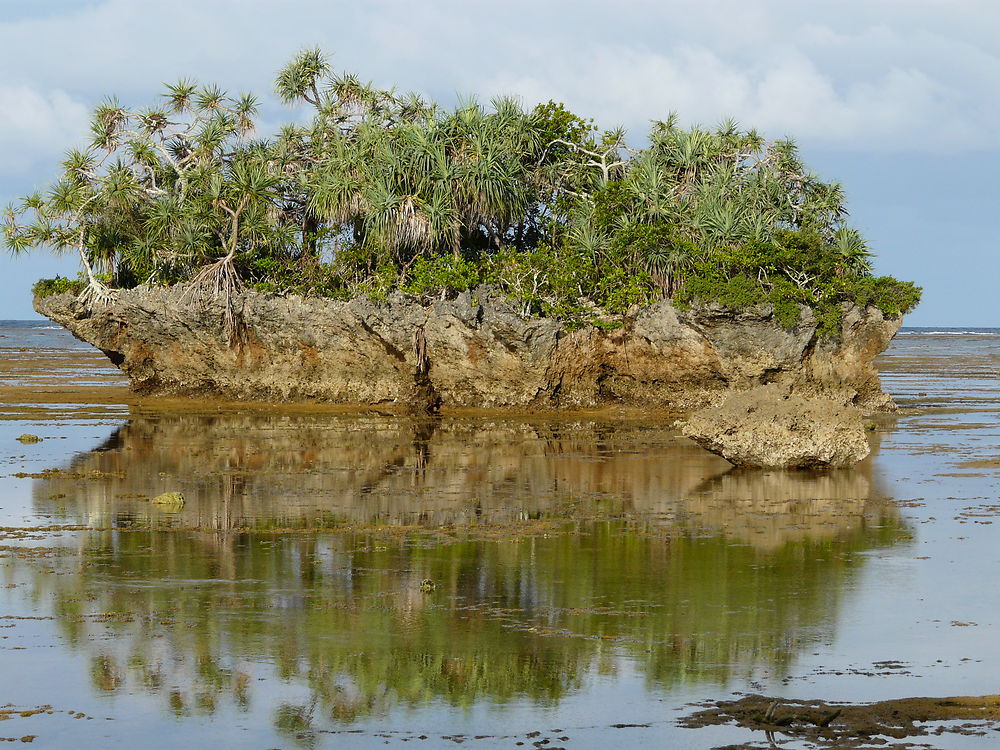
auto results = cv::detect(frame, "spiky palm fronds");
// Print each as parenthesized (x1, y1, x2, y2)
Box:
(275, 47, 330, 105)
(8, 46, 889, 338)
(833, 227, 873, 276)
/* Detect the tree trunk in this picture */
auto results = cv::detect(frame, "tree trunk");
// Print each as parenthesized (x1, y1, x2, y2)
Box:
(302, 212, 319, 258)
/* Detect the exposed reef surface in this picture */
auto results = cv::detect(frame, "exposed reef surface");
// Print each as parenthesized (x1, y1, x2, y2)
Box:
(680, 693, 1000, 748)
(35, 284, 902, 418)
(680, 385, 872, 469)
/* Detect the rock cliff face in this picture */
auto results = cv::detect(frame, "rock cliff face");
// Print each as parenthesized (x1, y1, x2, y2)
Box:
(35, 284, 901, 413)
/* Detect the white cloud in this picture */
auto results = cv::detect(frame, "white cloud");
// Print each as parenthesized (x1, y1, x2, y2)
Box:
(0, 0, 998, 155)
(0, 86, 88, 175)
(478, 42, 973, 151)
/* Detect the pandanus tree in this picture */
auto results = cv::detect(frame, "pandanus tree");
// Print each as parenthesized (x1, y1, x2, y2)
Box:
(8, 48, 916, 334)
(832, 227, 873, 276)
(635, 118, 849, 245)
(555, 114, 873, 299)
(279, 53, 548, 272)
(3, 81, 288, 316)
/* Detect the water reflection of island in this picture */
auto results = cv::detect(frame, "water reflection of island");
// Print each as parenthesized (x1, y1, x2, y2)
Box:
(20, 411, 908, 739)
(35, 410, 891, 548)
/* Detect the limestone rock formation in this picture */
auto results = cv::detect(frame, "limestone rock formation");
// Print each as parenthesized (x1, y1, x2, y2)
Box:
(679, 385, 872, 468)
(35, 284, 902, 414)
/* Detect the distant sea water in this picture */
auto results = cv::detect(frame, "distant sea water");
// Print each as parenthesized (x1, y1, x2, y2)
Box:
(898, 326, 1000, 335)
(0, 318, 92, 352)
(880, 326, 1000, 410)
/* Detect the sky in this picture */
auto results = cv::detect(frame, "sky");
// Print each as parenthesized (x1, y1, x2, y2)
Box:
(1, 0, 997, 325)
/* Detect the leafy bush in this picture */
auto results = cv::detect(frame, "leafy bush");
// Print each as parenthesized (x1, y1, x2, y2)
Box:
(675, 232, 921, 335)
(32, 275, 86, 298)
(835, 276, 923, 317)
(676, 274, 767, 311)
(403, 255, 482, 298)
(243, 254, 348, 298)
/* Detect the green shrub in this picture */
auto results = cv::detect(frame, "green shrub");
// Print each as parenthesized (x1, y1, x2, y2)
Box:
(815, 301, 845, 338)
(402, 255, 482, 298)
(771, 296, 803, 329)
(595, 265, 656, 314)
(670, 230, 921, 335)
(32, 275, 86, 298)
(675, 274, 767, 311)
(835, 276, 922, 317)
(243, 253, 349, 298)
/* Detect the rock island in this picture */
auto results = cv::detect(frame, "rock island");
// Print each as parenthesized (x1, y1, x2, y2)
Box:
(10, 50, 920, 464)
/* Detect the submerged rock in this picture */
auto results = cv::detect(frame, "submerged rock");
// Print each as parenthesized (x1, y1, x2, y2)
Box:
(34, 284, 903, 414)
(16, 434, 42, 444)
(151, 491, 186, 506)
(679, 385, 871, 469)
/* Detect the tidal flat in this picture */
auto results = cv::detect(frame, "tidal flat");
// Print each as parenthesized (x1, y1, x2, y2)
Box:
(1, 321, 999, 749)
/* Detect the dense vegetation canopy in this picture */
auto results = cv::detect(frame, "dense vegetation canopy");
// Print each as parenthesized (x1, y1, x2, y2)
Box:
(7, 49, 919, 334)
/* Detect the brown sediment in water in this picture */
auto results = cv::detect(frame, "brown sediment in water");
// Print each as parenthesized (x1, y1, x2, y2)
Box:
(0, 347, 132, 420)
(680, 693, 1000, 747)
(956, 458, 1000, 469)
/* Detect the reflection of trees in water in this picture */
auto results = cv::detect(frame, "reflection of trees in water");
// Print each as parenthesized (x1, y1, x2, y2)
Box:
(16, 512, 909, 735)
(35, 411, 889, 548)
(18, 410, 909, 736)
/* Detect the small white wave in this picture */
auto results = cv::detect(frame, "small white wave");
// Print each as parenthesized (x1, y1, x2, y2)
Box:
(898, 330, 999, 336)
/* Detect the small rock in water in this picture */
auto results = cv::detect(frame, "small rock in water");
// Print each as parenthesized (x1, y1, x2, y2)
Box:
(680, 385, 871, 469)
(16, 434, 42, 444)
(151, 491, 186, 506)
(419, 579, 437, 592)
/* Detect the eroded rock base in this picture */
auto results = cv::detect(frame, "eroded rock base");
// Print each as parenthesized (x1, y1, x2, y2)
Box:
(34, 284, 903, 415)
(680, 385, 871, 468)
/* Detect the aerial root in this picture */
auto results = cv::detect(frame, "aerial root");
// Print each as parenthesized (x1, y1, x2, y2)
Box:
(187, 254, 246, 344)
(76, 277, 117, 308)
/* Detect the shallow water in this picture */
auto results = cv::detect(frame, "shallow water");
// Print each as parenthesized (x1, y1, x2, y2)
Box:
(1, 321, 999, 748)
